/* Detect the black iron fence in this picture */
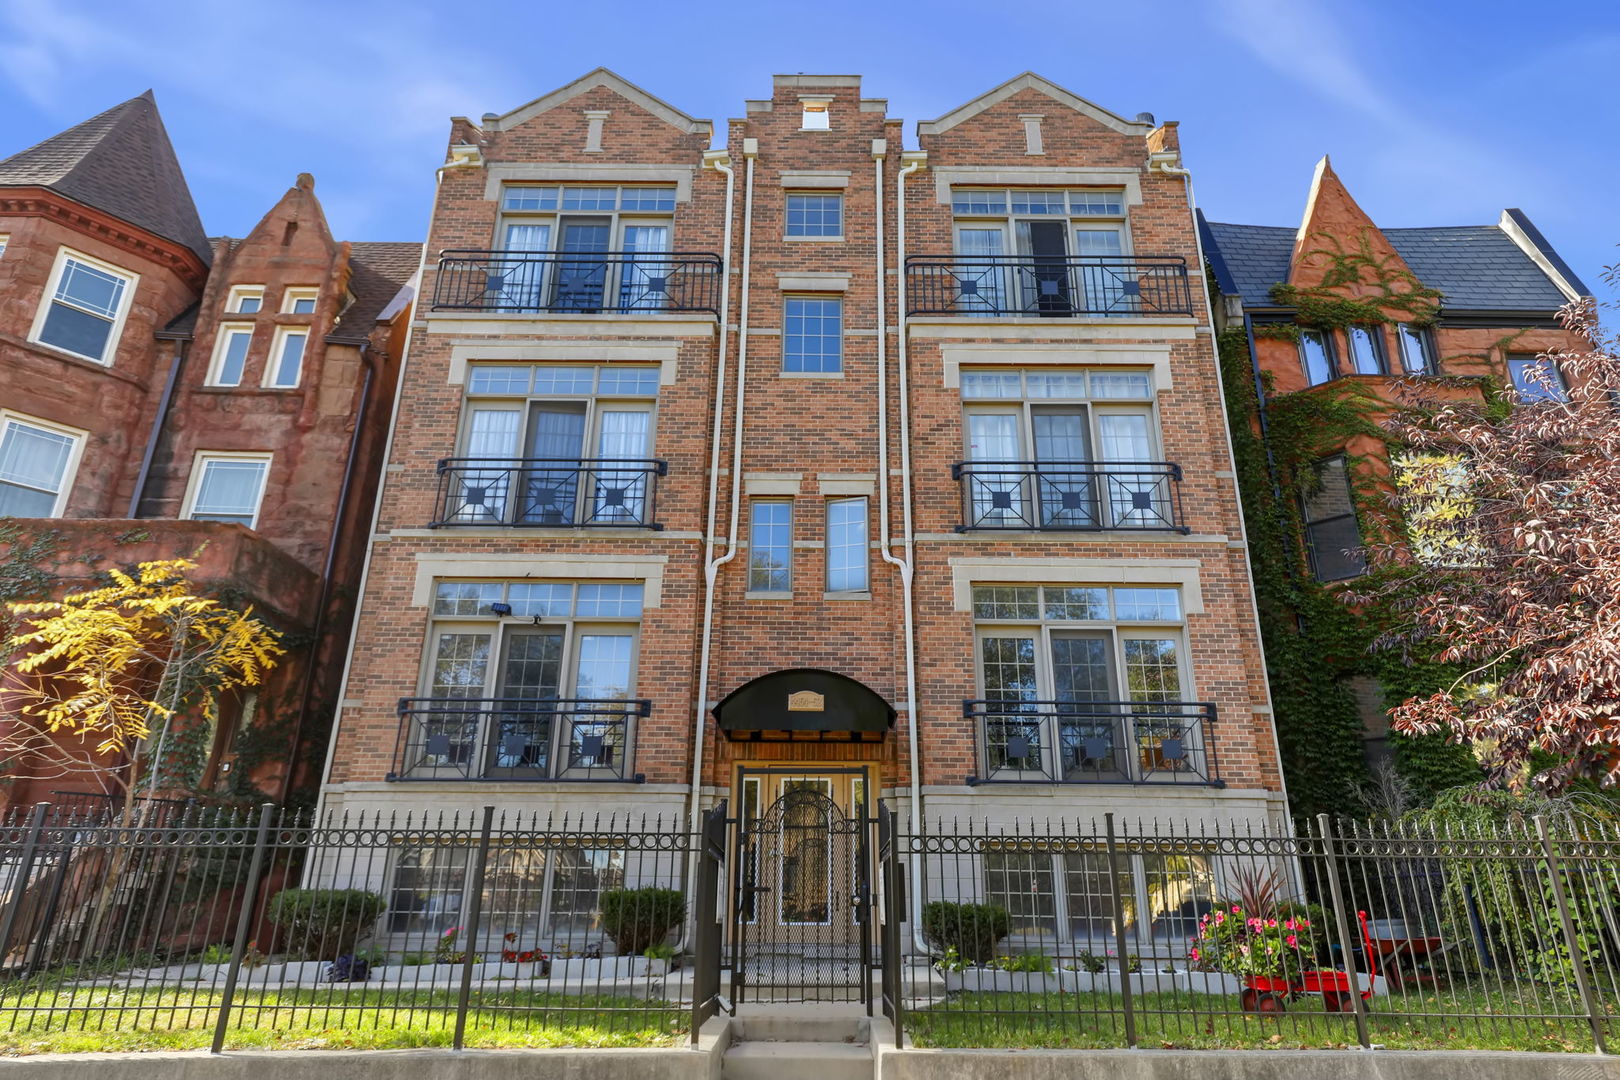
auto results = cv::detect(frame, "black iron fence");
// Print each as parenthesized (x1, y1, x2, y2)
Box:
(430, 458, 667, 530)
(432, 251, 724, 315)
(389, 698, 650, 783)
(905, 255, 1194, 318)
(962, 701, 1221, 786)
(952, 461, 1187, 532)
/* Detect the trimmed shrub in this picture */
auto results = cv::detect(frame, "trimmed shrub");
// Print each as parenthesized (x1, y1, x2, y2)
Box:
(922, 901, 1010, 966)
(598, 888, 685, 956)
(268, 889, 386, 960)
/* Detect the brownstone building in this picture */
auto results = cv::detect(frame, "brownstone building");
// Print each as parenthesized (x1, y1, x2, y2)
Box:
(321, 69, 1284, 948)
(0, 92, 420, 807)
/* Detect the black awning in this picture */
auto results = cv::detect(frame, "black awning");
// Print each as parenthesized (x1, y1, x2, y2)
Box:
(712, 669, 896, 741)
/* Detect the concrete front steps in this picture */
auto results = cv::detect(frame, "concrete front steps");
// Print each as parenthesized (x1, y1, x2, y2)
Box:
(722, 1004, 875, 1080)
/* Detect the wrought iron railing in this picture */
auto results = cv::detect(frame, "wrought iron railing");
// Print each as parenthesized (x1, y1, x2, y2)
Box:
(432, 250, 724, 315)
(963, 699, 1221, 786)
(905, 254, 1194, 317)
(390, 697, 650, 782)
(431, 458, 666, 529)
(952, 461, 1187, 532)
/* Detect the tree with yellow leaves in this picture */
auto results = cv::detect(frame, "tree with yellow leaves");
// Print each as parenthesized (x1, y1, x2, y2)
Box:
(1, 557, 284, 822)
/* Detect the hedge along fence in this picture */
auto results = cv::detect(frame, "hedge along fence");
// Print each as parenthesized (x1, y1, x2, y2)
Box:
(0, 803, 704, 1051)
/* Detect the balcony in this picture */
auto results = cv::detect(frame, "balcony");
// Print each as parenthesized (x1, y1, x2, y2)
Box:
(963, 700, 1221, 786)
(430, 458, 666, 530)
(904, 255, 1194, 318)
(952, 461, 1187, 532)
(390, 697, 650, 782)
(432, 251, 723, 315)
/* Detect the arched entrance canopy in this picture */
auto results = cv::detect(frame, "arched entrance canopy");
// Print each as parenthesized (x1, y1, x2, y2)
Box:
(711, 668, 895, 743)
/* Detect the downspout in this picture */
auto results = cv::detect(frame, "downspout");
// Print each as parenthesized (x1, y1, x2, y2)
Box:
(892, 150, 929, 952)
(281, 340, 374, 804)
(129, 339, 188, 517)
(1154, 154, 1295, 826)
(679, 146, 738, 943)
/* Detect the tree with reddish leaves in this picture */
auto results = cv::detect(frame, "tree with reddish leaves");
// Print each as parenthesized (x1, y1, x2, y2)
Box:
(1352, 274, 1620, 792)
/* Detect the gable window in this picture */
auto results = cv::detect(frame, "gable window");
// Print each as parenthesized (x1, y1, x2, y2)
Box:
(1347, 325, 1386, 375)
(227, 286, 264, 314)
(1508, 355, 1569, 403)
(406, 580, 644, 781)
(0, 411, 85, 518)
(446, 363, 661, 527)
(1396, 324, 1436, 375)
(1301, 455, 1366, 581)
(783, 297, 842, 374)
(208, 325, 254, 387)
(958, 367, 1174, 530)
(32, 248, 136, 364)
(950, 188, 1128, 314)
(281, 287, 318, 314)
(748, 501, 793, 593)
(1298, 329, 1336, 385)
(786, 194, 843, 239)
(265, 328, 307, 388)
(970, 584, 1209, 784)
(498, 184, 676, 313)
(825, 497, 868, 593)
(185, 453, 271, 528)
(800, 98, 831, 130)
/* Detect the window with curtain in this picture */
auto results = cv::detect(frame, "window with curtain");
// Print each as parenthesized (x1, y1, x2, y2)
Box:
(35, 250, 134, 363)
(187, 455, 271, 527)
(496, 185, 677, 313)
(0, 413, 82, 518)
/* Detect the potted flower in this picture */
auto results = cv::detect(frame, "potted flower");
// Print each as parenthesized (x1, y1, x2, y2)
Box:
(1193, 905, 1316, 1010)
(496, 933, 550, 979)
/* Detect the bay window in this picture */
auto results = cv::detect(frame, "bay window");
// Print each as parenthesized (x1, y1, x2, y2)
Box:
(0, 412, 84, 517)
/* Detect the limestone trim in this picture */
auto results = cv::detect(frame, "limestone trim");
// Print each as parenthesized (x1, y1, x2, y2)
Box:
(744, 473, 802, 496)
(481, 163, 697, 203)
(446, 341, 681, 385)
(817, 473, 876, 496)
(421, 313, 717, 337)
(917, 72, 1153, 137)
(947, 555, 1205, 614)
(777, 170, 852, 189)
(938, 341, 1174, 392)
(929, 165, 1144, 207)
(410, 553, 668, 608)
(778, 271, 850, 292)
(483, 67, 710, 137)
(907, 318, 1196, 341)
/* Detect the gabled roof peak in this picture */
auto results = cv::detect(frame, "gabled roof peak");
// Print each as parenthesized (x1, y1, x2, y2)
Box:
(482, 67, 710, 138)
(916, 72, 1155, 137)
(0, 91, 210, 263)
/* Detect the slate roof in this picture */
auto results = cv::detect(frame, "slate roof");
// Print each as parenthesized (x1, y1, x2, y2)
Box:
(0, 91, 211, 263)
(1200, 214, 1576, 314)
(337, 242, 423, 334)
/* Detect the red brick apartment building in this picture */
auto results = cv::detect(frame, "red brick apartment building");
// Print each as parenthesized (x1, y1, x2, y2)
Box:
(321, 68, 1285, 847)
(0, 92, 420, 808)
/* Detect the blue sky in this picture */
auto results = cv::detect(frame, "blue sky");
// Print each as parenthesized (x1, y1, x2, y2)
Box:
(2, 0, 1616, 294)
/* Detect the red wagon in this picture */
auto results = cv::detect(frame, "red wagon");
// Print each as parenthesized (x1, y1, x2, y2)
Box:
(1240, 911, 1379, 1013)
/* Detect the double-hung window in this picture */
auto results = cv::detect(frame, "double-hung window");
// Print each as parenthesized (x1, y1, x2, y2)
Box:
(209, 325, 254, 386)
(1508, 355, 1569, 403)
(984, 848, 1216, 948)
(783, 297, 842, 374)
(786, 193, 843, 238)
(959, 367, 1170, 530)
(1301, 455, 1366, 581)
(0, 411, 85, 517)
(185, 453, 271, 527)
(971, 584, 1206, 784)
(950, 188, 1129, 315)
(265, 328, 307, 388)
(497, 184, 676, 312)
(748, 501, 793, 593)
(32, 248, 137, 364)
(449, 363, 660, 527)
(413, 580, 643, 780)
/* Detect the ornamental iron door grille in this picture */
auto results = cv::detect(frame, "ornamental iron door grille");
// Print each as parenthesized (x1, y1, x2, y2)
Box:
(730, 768, 874, 1005)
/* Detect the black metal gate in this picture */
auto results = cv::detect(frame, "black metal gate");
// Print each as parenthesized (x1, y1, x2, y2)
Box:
(730, 775, 874, 1004)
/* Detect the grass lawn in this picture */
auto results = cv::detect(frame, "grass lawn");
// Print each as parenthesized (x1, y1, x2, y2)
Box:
(905, 987, 1609, 1052)
(0, 987, 686, 1055)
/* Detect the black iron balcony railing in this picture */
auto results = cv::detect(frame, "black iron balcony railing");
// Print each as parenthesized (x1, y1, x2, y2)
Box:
(963, 700, 1221, 786)
(433, 250, 724, 315)
(905, 255, 1194, 317)
(952, 461, 1187, 532)
(390, 697, 650, 782)
(431, 458, 667, 530)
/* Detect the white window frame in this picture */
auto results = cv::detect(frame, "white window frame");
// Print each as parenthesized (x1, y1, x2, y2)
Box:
(824, 496, 869, 595)
(785, 192, 844, 241)
(0, 235, 9, 258)
(28, 246, 139, 366)
(182, 452, 272, 529)
(264, 327, 308, 389)
(226, 285, 265, 314)
(0, 410, 88, 518)
(747, 499, 794, 595)
(207, 324, 255, 387)
(783, 295, 844, 376)
(280, 287, 319, 314)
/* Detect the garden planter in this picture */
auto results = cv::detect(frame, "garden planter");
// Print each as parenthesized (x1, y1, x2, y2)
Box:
(493, 961, 549, 980)
(941, 968, 1067, 994)
(1170, 969, 1243, 995)
(549, 956, 670, 983)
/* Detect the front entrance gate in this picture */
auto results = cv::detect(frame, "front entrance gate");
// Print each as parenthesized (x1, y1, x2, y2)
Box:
(730, 767, 874, 1004)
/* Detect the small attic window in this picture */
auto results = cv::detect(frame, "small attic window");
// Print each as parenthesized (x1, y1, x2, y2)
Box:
(800, 97, 831, 131)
